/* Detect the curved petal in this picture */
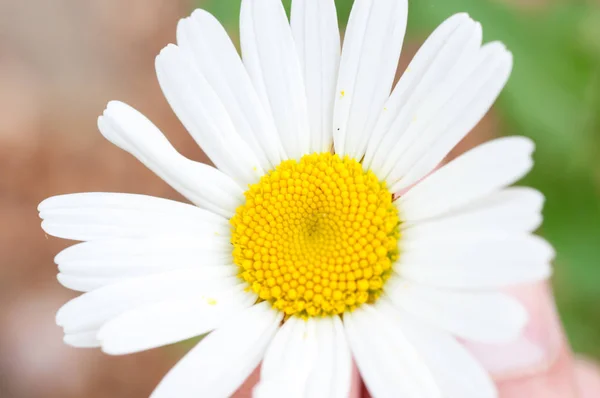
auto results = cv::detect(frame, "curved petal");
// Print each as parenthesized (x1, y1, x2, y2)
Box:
(382, 301, 498, 398)
(291, 0, 340, 153)
(386, 43, 513, 191)
(397, 234, 554, 289)
(333, 0, 408, 159)
(56, 270, 240, 334)
(363, 13, 477, 171)
(386, 279, 528, 343)
(402, 187, 545, 239)
(56, 238, 233, 280)
(156, 44, 264, 187)
(465, 335, 545, 378)
(257, 316, 351, 398)
(150, 302, 282, 398)
(57, 266, 236, 293)
(344, 304, 441, 398)
(306, 316, 352, 398)
(259, 317, 318, 394)
(98, 101, 243, 218)
(364, 14, 483, 177)
(177, 10, 285, 169)
(57, 274, 122, 292)
(39, 192, 229, 241)
(240, 0, 310, 160)
(397, 136, 535, 222)
(63, 331, 101, 348)
(98, 285, 256, 355)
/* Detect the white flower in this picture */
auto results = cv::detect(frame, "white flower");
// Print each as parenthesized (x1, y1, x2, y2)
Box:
(38, 1, 554, 397)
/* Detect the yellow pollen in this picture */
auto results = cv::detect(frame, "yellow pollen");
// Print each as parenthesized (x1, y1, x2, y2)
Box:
(206, 298, 217, 306)
(230, 153, 400, 318)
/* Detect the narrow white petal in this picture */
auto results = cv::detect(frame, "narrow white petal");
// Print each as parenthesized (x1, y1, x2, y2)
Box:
(465, 336, 545, 376)
(364, 13, 481, 173)
(401, 262, 552, 290)
(150, 302, 282, 398)
(344, 305, 441, 398)
(56, 238, 233, 280)
(156, 44, 265, 186)
(387, 44, 513, 191)
(257, 316, 351, 398)
(63, 331, 101, 348)
(386, 279, 528, 343)
(39, 192, 229, 241)
(382, 302, 497, 398)
(253, 383, 303, 398)
(398, 136, 535, 222)
(98, 101, 242, 218)
(56, 270, 240, 334)
(291, 0, 340, 153)
(402, 187, 545, 239)
(177, 10, 285, 169)
(259, 317, 318, 395)
(240, 0, 310, 160)
(363, 13, 473, 169)
(38, 192, 225, 222)
(98, 285, 256, 355)
(334, 0, 408, 159)
(397, 235, 554, 289)
(57, 273, 121, 292)
(56, 263, 235, 292)
(306, 316, 352, 398)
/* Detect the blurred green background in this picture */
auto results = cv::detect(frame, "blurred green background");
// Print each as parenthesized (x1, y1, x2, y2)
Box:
(201, 0, 600, 357)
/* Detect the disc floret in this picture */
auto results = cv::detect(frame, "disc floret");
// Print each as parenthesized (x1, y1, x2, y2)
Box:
(231, 153, 400, 317)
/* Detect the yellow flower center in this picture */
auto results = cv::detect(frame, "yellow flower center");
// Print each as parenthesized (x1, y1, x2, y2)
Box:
(230, 153, 400, 318)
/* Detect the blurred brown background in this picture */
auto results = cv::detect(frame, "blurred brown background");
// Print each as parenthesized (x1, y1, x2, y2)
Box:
(1, 0, 599, 397)
(0, 0, 202, 396)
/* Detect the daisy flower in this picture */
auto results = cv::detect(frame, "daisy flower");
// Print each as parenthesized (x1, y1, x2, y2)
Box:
(38, 0, 554, 397)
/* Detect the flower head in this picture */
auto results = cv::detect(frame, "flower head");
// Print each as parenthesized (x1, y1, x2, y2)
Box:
(39, 1, 553, 397)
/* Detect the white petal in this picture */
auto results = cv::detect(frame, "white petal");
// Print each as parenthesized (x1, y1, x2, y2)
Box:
(56, 270, 239, 334)
(63, 331, 101, 348)
(386, 279, 527, 343)
(306, 316, 352, 398)
(397, 235, 554, 289)
(253, 383, 303, 398)
(366, 15, 484, 180)
(259, 317, 318, 395)
(177, 10, 285, 169)
(150, 302, 282, 398)
(398, 136, 535, 222)
(291, 0, 340, 153)
(39, 192, 227, 225)
(344, 305, 441, 398)
(465, 336, 545, 376)
(402, 187, 545, 239)
(98, 285, 256, 355)
(333, 0, 408, 159)
(57, 273, 121, 292)
(382, 302, 497, 398)
(257, 316, 351, 398)
(39, 192, 229, 241)
(98, 101, 242, 218)
(386, 43, 513, 191)
(56, 238, 233, 282)
(363, 13, 478, 171)
(240, 0, 310, 160)
(156, 44, 264, 186)
(57, 263, 235, 292)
